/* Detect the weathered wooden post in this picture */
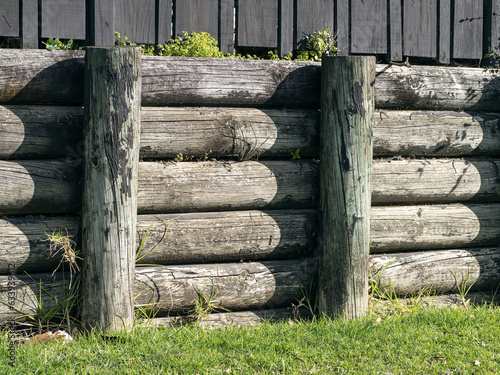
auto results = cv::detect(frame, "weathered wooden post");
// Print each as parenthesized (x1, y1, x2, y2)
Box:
(81, 46, 142, 332)
(318, 56, 375, 318)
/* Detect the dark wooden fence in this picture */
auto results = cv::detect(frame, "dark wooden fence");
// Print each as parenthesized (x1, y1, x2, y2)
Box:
(1, 0, 499, 62)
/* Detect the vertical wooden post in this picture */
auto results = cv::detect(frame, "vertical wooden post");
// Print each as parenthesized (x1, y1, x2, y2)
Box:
(81, 46, 142, 332)
(20, 0, 38, 48)
(318, 56, 375, 319)
(86, 0, 115, 46)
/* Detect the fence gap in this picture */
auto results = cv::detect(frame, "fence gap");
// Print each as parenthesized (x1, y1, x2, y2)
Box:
(318, 55, 375, 318)
(81, 46, 142, 332)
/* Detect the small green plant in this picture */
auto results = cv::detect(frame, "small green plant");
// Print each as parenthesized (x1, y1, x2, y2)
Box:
(189, 279, 230, 320)
(173, 150, 212, 162)
(297, 29, 338, 61)
(43, 37, 75, 51)
(451, 268, 476, 308)
(291, 148, 301, 160)
(135, 216, 171, 264)
(483, 49, 500, 73)
(151, 31, 224, 58)
(42, 229, 82, 289)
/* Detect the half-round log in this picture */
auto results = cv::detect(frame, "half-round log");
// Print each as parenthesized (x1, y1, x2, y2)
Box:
(369, 248, 500, 296)
(370, 203, 500, 252)
(373, 110, 500, 156)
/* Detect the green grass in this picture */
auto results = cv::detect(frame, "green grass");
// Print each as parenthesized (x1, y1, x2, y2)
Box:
(2, 305, 500, 374)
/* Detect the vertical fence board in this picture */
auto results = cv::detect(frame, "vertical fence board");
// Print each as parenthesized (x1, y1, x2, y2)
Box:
(157, 0, 172, 44)
(41, 0, 86, 39)
(403, 0, 438, 58)
(389, 0, 403, 61)
(296, 0, 334, 50)
(237, 0, 278, 47)
(335, 0, 349, 55)
(174, 0, 218, 39)
(115, 0, 156, 44)
(220, 0, 235, 53)
(453, 0, 483, 59)
(0, 0, 19, 36)
(278, 0, 294, 56)
(351, 0, 387, 54)
(87, 0, 115, 46)
(21, 0, 38, 48)
(439, 0, 451, 64)
(492, 0, 500, 51)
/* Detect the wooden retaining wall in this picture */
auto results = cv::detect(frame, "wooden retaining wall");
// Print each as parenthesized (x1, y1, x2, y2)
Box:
(1, 50, 500, 326)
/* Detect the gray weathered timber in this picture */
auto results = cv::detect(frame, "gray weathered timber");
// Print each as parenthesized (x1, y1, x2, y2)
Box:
(137, 160, 319, 214)
(375, 64, 500, 111)
(388, 0, 403, 61)
(0, 0, 19, 36)
(140, 56, 322, 108)
(0, 50, 85, 104)
(335, 0, 349, 55)
(157, 0, 173, 44)
(278, 0, 294, 57)
(295, 0, 334, 50)
(0, 105, 83, 160)
(152, 308, 309, 328)
(114, 0, 156, 44)
(81, 46, 141, 332)
(237, 0, 277, 47)
(0, 160, 81, 215)
(439, 0, 451, 64)
(370, 247, 500, 296)
(351, 0, 387, 54)
(219, 0, 234, 53)
(21, 0, 38, 48)
(373, 110, 500, 156)
(0, 216, 79, 274)
(370, 203, 500, 252)
(372, 159, 500, 204)
(140, 107, 320, 159)
(40, 0, 86, 40)
(403, 0, 437, 58)
(319, 56, 375, 319)
(134, 258, 318, 315)
(175, 0, 218, 40)
(135, 209, 318, 265)
(453, 0, 483, 59)
(87, 0, 115, 46)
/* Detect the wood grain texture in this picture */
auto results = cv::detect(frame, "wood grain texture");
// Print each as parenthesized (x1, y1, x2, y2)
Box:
(81, 46, 142, 332)
(40, 0, 86, 40)
(0, 105, 83, 160)
(175, 0, 218, 39)
(439, 0, 451, 64)
(389, 0, 403, 61)
(278, 0, 294, 56)
(295, 0, 334, 50)
(87, 0, 115, 46)
(0, 160, 82, 215)
(21, 0, 38, 48)
(375, 64, 500, 111)
(373, 110, 500, 156)
(319, 56, 375, 318)
(403, 0, 438, 58)
(237, 0, 278, 47)
(219, 0, 235, 53)
(135, 258, 318, 315)
(370, 203, 500, 252)
(157, 0, 172, 44)
(135, 209, 318, 265)
(372, 158, 500, 204)
(140, 106, 320, 159)
(370, 247, 500, 296)
(0, 0, 19, 36)
(114, 0, 156, 44)
(137, 160, 319, 213)
(453, 0, 483, 59)
(141, 56, 321, 108)
(350, 0, 387, 54)
(335, 0, 349, 55)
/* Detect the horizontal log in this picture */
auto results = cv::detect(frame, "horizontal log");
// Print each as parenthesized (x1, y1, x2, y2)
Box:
(135, 258, 317, 315)
(0, 50, 85, 105)
(372, 158, 500, 204)
(136, 210, 318, 265)
(140, 107, 320, 159)
(2, 50, 498, 111)
(0, 258, 317, 322)
(370, 203, 500, 252)
(4, 106, 500, 160)
(0, 210, 317, 274)
(0, 160, 82, 214)
(375, 64, 500, 111)
(137, 160, 319, 213)
(373, 110, 500, 156)
(151, 308, 309, 327)
(369, 248, 500, 296)
(4, 158, 500, 214)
